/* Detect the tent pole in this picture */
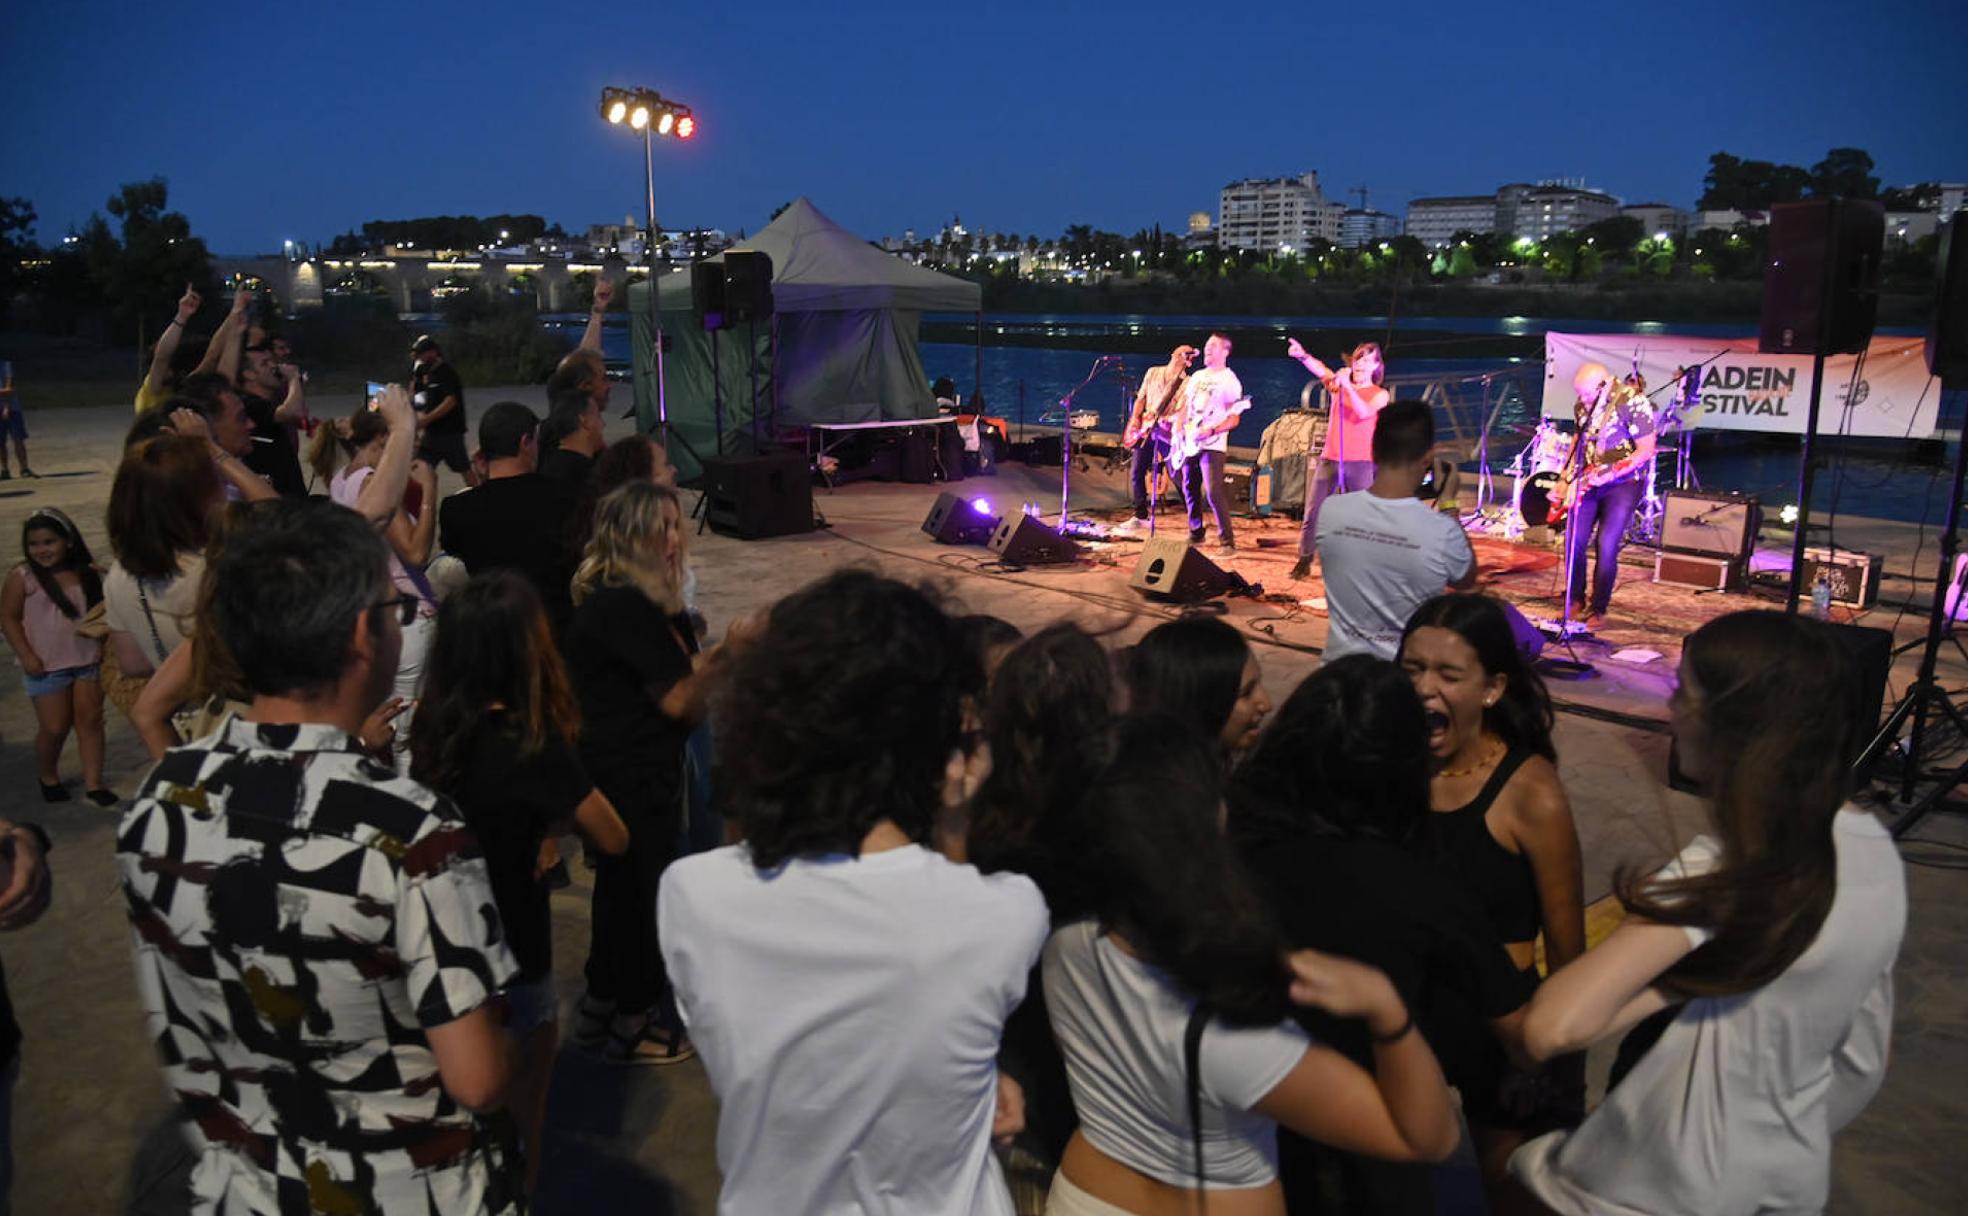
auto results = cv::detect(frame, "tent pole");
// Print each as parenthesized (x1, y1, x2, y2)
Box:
(644, 124, 668, 436)
(974, 309, 983, 407)
(750, 315, 762, 453)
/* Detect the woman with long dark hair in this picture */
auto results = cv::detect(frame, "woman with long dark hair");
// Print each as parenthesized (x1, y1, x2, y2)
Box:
(1125, 616, 1270, 760)
(1, 508, 111, 803)
(1398, 593, 1583, 1200)
(411, 571, 628, 1195)
(1231, 656, 1536, 1214)
(1510, 610, 1905, 1214)
(1043, 712, 1458, 1216)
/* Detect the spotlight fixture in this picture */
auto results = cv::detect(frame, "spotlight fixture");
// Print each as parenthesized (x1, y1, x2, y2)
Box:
(598, 86, 697, 141)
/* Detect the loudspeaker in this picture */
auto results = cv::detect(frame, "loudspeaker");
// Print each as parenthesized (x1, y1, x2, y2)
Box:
(1662, 490, 1760, 561)
(1128, 536, 1238, 602)
(1668, 618, 1892, 792)
(692, 260, 726, 329)
(722, 251, 775, 325)
(1497, 599, 1546, 662)
(988, 514, 1081, 566)
(922, 492, 998, 545)
(1759, 199, 1885, 356)
(1927, 210, 1968, 384)
(701, 450, 813, 540)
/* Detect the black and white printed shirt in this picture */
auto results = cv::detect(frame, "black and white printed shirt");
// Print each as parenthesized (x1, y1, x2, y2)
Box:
(117, 715, 519, 1215)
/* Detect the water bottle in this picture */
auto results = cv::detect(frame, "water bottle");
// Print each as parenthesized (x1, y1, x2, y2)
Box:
(1812, 570, 1833, 620)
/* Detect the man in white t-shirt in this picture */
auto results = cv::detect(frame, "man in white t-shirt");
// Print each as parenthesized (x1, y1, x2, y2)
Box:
(1316, 399, 1477, 660)
(658, 570, 1048, 1215)
(1175, 333, 1246, 556)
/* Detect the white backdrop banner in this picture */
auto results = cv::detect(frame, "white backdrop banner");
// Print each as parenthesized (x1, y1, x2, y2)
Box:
(1541, 333, 1941, 438)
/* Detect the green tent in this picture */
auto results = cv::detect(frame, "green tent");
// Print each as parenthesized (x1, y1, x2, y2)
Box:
(627, 197, 983, 479)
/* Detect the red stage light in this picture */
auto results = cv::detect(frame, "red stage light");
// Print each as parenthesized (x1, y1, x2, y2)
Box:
(676, 115, 696, 139)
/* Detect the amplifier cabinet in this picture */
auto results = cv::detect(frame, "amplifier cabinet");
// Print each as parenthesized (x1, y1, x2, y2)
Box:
(1655, 551, 1738, 591)
(1662, 490, 1760, 560)
(1800, 547, 1881, 608)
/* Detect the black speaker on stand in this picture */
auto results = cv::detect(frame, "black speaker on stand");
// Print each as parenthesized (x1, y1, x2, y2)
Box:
(723, 251, 776, 452)
(1759, 199, 1885, 615)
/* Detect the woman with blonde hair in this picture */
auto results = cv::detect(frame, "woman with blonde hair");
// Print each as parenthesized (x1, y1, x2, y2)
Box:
(564, 481, 722, 1065)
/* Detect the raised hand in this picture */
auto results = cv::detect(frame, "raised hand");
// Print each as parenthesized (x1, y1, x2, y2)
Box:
(168, 407, 212, 442)
(591, 277, 617, 312)
(176, 283, 202, 324)
(374, 383, 414, 432)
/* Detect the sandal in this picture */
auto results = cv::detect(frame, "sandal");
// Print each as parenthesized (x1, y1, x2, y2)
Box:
(605, 1014, 695, 1067)
(86, 788, 120, 808)
(570, 996, 614, 1051)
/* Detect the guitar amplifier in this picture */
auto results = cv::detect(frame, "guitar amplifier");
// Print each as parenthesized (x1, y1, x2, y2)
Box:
(1800, 547, 1881, 608)
(1655, 551, 1738, 591)
(1662, 490, 1760, 560)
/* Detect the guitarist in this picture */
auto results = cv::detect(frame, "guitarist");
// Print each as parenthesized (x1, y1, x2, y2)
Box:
(1560, 362, 1657, 628)
(1175, 333, 1246, 556)
(1116, 344, 1197, 535)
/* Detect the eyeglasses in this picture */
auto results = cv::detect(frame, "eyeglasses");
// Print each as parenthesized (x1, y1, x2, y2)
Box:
(370, 594, 420, 626)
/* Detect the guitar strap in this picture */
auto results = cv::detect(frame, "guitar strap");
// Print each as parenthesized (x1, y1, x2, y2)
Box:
(1149, 366, 1187, 425)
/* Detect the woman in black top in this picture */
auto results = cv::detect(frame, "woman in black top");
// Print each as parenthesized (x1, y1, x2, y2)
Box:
(1399, 593, 1585, 1209)
(412, 570, 629, 1195)
(1231, 655, 1535, 1215)
(563, 482, 726, 1066)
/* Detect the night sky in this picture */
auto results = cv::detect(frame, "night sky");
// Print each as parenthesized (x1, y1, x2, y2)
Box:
(4, 0, 1964, 255)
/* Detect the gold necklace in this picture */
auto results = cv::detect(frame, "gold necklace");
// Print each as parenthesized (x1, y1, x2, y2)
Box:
(1438, 736, 1504, 780)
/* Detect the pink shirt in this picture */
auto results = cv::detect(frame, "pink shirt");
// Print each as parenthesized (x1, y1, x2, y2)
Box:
(18, 567, 103, 672)
(329, 467, 437, 617)
(1322, 382, 1386, 464)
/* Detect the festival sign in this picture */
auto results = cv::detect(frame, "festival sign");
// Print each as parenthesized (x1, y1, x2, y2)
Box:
(1542, 333, 1941, 439)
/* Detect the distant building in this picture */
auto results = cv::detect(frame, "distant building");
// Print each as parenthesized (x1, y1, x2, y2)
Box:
(1886, 210, 1941, 245)
(1512, 185, 1620, 241)
(1940, 184, 1968, 217)
(1339, 208, 1403, 249)
(1405, 195, 1496, 248)
(1691, 208, 1769, 231)
(1217, 173, 1345, 253)
(1621, 203, 1689, 239)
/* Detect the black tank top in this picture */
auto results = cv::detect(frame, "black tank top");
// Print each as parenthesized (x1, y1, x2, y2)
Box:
(1420, 747, 1542, 945)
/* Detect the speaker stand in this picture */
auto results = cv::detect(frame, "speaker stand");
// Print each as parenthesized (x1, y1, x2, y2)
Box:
(1855, 373, 1968, 838)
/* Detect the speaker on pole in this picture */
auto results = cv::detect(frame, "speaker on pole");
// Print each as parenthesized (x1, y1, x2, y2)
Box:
(722, 250, 775, 324)
(692, 260, 727, 331)
(1759, 199, 1885, 356)
(1927, 210, 1968, 384)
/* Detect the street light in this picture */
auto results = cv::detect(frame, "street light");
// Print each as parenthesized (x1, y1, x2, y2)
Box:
(598, 84, 699, 456)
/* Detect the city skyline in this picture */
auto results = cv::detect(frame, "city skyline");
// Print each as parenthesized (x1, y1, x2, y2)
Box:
(4, 0, 1963, 256)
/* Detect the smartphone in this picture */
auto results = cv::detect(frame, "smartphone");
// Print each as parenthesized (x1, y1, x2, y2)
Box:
(366, 381, 386, 409)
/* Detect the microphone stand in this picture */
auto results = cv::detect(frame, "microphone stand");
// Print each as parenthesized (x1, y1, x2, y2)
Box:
(1055, 355, 1122, 525)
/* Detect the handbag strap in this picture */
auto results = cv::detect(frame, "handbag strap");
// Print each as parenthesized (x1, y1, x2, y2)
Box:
(1184, 1005, 1210, 1203)
(135, 581, 171, 663)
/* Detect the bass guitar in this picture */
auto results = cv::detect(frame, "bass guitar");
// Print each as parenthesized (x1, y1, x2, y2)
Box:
(1173, 395, 1252, 464)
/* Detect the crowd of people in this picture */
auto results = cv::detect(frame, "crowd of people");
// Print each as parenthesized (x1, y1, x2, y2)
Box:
(0, 284, 1913, 1216)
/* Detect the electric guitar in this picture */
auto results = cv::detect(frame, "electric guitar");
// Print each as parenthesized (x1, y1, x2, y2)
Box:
(1173, 395, 1252, 463)
(1124, 370, 1190, 449)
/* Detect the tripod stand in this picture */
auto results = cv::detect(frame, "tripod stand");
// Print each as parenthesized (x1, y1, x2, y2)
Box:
(1855, 372, 1968, 837)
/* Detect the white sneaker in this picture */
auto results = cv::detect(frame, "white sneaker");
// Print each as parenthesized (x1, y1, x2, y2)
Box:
(1111, 516, 1147, 535)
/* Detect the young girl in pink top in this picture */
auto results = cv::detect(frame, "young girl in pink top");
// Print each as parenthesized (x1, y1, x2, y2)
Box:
(1, 508, 114, 805)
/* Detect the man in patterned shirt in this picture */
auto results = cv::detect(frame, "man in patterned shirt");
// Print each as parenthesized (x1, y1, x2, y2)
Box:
(118, 498, 520, 1215)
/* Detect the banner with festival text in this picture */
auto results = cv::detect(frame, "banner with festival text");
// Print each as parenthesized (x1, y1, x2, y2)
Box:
(1541, 333, 1941, 439)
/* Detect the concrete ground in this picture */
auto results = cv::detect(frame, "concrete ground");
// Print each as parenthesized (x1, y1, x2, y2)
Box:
(1, 397, 1963, 1213)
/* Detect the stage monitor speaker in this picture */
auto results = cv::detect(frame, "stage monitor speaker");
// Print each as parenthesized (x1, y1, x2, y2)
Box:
(1669, 617, 1892, 792)
(1661, 489, 1760, 560)
(988, 514, 1081, 566)
(1927, 210, 1968, 384)
(1129, 537, 1239, 602)
(1759, 199, 1884, 356)
(702, 450, 813, 540)
(921, 492, 998, 545)
(722, 251, 775, 325)
(692, 260, 727, 330)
